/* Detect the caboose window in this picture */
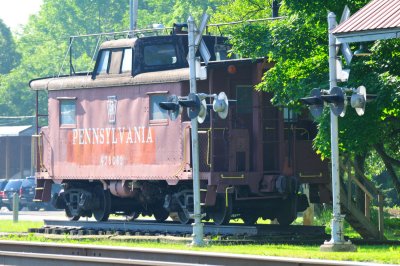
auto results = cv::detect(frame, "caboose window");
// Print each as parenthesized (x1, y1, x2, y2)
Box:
(121, 48, 132, 73)
(109, 49, 123, 74)
(149, 94, 168, 121)
(236, 85, 253, 114)
(60, 99, 76, 125)
(96, 50, 110, 74)
(144, 44, 177, 66)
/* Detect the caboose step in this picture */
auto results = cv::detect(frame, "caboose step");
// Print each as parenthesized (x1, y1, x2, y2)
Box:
(34, 179, 53, 202)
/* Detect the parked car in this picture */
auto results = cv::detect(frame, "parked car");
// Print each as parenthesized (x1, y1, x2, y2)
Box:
(19, 176, 38, 211)
(0, 179, 9, 209)
(2, 179, 23, 211)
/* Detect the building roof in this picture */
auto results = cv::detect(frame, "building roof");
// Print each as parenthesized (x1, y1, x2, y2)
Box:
(333, 0, 400, 43)
(0, 125, 34, 137)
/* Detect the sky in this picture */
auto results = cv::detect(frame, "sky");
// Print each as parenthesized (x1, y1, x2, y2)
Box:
(0, 0, 43, 30)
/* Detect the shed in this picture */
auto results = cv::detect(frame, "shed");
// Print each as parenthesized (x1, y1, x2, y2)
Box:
(0, 125, 34, 179)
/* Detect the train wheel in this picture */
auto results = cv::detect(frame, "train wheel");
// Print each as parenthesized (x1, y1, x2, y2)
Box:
(276, 196, 297, 226)
(177, 210, 193, 224)
(126, 212, 140, 222)
(65, 208, 80, 221)
(210, 194, 232, 225)
(153, 207, 169, 222)
(241, 213, 258, 225)
(169, 212, 180, 222)
(93, 187, 111, 222)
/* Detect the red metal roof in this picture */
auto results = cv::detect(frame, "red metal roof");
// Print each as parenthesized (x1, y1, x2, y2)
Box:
(333, 0, 400, 35)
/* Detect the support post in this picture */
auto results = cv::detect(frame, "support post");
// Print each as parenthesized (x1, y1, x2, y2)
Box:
(320, 12, 356, 252)
(188, 16, 204, 247)
(302, 184, 314, 225)
(365, 195, 370, 220)
(13, 193, 19, 223)
(129, 0, 138, 31)
(5, 137, 9, 179)
(378, 193, 385, 240)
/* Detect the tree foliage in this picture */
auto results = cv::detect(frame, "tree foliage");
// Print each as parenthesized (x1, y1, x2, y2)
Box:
(0, 19, 20, 75)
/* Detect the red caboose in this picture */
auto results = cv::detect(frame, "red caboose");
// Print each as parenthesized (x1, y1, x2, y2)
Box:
(30, 28, 330, 225)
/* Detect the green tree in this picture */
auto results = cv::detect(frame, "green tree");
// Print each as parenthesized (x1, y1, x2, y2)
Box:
(0, 19, 20, 74)
(0, 0, 130, 117)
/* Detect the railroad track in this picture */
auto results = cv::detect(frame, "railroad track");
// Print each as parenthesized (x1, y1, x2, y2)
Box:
(28, 219, 329, 244)
(0, 240, 396, 266)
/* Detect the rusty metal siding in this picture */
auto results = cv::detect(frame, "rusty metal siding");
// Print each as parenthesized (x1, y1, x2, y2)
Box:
(45, 82, 187, 180)
(333, 0, 400, 34)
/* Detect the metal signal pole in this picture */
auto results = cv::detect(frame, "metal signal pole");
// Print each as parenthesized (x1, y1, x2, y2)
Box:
(188, 15, 205, 247)
(130, 0, 138, 31)
(328, 12, 343, 244)
(320, 12, 356, 252)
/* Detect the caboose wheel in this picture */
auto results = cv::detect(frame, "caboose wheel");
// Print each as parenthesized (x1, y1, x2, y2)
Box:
(209, 194, 232, 225)
(276, 196, 297, 226)
(93, 187, 111, 222)
(65, 208, 80, 221)
(177, 210, 193, 224)
(153, 207, 169, 222)
(126, 212, 140, 221)
(241, 213, 258, 225)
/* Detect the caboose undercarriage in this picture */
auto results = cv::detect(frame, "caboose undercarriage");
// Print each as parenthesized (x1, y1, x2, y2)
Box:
(52, 178, 308, 225)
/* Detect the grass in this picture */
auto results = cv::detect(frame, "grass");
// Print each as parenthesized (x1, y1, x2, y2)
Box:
(0, 220, 44, 233)
(0, 233, 399, 264)
(0, 220, 399, 264)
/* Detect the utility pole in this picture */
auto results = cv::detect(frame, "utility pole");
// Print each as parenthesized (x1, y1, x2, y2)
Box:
(320, 12, 356, 252)
(130, 0, 138, 31)
(187, 15, 205, 247)
(272, 0, 280, 18)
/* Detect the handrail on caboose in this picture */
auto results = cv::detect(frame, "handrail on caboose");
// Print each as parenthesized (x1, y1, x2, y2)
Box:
(64, 16, 285, 77)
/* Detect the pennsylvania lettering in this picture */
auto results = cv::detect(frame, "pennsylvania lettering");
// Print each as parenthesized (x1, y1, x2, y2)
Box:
(72, 126, 153, 145)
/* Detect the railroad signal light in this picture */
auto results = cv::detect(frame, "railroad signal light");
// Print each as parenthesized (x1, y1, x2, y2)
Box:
(178, 93, 205, 123)
(160, 92, 232, 123)
(350, 86, 366, 116)
(213, 92, 229, 119)
(300, 85, 375, 118)
(321, 86, 347, 117)
(159, 95, 182, 121)
(299, 88, 324, 118)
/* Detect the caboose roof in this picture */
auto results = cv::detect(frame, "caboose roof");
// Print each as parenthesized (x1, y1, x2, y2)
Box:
(100, 38, 137, 49)
(29, 58, 256, 91)
(29, 68, 190, 91)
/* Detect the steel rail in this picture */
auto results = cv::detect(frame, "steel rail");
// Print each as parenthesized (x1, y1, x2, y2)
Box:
(42, 219, 326, 237)
(0, 251, 197, 266)
(0, 240, 396, 266)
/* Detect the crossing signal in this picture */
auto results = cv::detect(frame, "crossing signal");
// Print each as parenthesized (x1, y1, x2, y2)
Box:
(300, 85, 374, 118)
(299, 88, 324, 118)
(213, 92, 229, 119)
(159, 92, 231, 123)
(350, 86, 366, 116)
(321, 86, 346, 117)
(159, 95, 182, 121)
